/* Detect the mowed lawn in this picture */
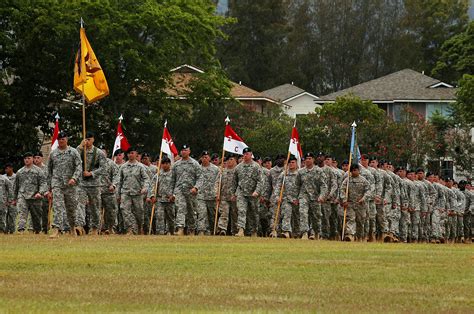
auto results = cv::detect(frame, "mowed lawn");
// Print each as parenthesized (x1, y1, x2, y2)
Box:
(0, 235, 472, 313)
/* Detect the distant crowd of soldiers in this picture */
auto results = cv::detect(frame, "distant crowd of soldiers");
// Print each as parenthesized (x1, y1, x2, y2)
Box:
(1, 130, 473, 244)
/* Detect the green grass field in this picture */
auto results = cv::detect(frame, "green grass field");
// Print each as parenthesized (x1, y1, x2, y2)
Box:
(0, 235, 472, 313)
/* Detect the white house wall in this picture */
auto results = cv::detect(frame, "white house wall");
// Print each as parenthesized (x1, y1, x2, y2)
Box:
(285, 94, 321, 117)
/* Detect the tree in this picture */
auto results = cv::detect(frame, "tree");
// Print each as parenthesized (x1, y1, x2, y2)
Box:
(0, 0, 230, 165)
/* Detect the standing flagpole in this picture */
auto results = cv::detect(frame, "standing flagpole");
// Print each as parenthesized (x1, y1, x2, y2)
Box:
(213, 116, 230, 235)
(148, 120, 166, 235)
(341, 121, 357, 241)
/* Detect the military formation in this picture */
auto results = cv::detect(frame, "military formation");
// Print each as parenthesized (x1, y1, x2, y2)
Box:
(1, 131, 473, 244)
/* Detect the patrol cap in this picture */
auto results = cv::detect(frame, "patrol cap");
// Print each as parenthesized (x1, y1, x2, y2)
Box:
(23, 152, 34, 158)
(57, 131, 68, 139)
(181, 144, 190, 150)
(201, 150, 210, 157)
(242, 147, 252, 154)
(34, 151, 43, 157)
(288, 154, 297, 162)
(113, 149, 123, 157)
(161, 156, 171, 164)
(85, 131, 95, 138)
(305, 152, 314, 158)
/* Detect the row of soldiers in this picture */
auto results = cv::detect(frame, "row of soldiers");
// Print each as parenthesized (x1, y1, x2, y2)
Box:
(0, 131, 473, 243)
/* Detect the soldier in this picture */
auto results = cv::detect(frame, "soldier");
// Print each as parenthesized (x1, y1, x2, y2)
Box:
(217, 154, 238, 235)
(331, 159, 346, 240)
(0, 167, 13, 234)
(45, 131, 82, 238)
(100, 148, 119, 235)
(373, 159, 392, 242)
(195, 151, 219, 235)
(428, 174, 447, 243)
(406, 169, 426, 243)
(383, 161, 401, 242)
(452, 181, 465, 243)
(262, 157, 272, 170)
(147, 157, 175, 235)
(231, 147, 263, 237)
(171, 144, 201, 236)
(113, 149, 126, 234)
(399, 168, 415, 243)
(211, 153, 220, 167)
(117, 147, 149, 235)
(142, 152, 158, 234)
(4, 163, 17, 234)
(33, 151, 50, 234)
(271, 155, 300, 238)
(460, 181, 473, 243)
(340, 164, 369, 242)
(355, 155, 375, 242)
(444, 178, 458, 243)
(12, 152, 47, 234)
(76, 132, 106, 235)
(297, 152, 327, 240)
(317, 153, 338, 240)
(259, 157, 272, 236)
(114, 149, 126, 167)
(361, 155, 381, 242)
(416, 169, 437, 242)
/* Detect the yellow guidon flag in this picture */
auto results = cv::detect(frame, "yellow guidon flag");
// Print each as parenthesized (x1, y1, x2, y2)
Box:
(73, 27, 109, 103)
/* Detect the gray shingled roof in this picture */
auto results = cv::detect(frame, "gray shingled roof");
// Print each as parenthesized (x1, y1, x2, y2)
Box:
(316, 69, 457, 102)
(262, 83, 307, 102)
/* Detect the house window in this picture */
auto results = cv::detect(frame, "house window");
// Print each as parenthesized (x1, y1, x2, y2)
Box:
(426, 103, 452, 119)
(441, 160, 454, 179)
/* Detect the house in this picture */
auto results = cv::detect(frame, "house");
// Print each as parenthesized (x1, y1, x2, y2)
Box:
(167, 65, 282, 114)
(315, 69, 457, 121)
(262, 83, 320, 117)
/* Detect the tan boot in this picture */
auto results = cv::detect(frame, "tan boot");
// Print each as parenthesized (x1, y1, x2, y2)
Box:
(269, 230, 277, 238)
(176, 228, 184, 236)
(218, 229, 226, 236)
(382, 233, 392, 243)
(49, 227, 60, 238)
(89, 228, 98, 236)
(344, 234, 354, 242)
(235, 228, 244, 237)
(281, 232, 290, 239)
(301, 232, 308, 240)
(197, 231, 205, 236)
(125, 229, 134, 235)
(251, 232, 258, 238)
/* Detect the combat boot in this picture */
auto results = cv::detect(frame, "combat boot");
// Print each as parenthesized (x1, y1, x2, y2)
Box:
(367, 233, 375, 242)
(281, 232, 290, 239)
(382, 233, 392, 243)
(89, 228, 99, 236)
(269, 230, 277, 238)
(49, 227, 60, 238)
(176, 228, 184, 236)
(430, 239, 436, 244)
(343, 234, 354, 242)
(73, 226, 82, 236)
(235, 228, 244, 237)
(218, 229, 226, 236)
(197, 231, 205, 236)
(251, 232, 258, 238)
(301, 232, 308, 240)
(125, 229, 134, 235)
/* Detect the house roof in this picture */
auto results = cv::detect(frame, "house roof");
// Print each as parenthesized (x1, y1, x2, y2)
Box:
(316, 69, 457, 103)
(263, 83, 319, 102)
(166, 65, 280, 104)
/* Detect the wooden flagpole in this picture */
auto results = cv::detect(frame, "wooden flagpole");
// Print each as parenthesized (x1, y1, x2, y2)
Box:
(271, 150, 291, 237)
(148, 120, 166, 235)
(213, 116, 230, 235)
(341, 122, 357, 241)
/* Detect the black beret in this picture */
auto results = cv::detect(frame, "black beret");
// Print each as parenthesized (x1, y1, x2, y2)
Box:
(181, 144, 190, 150)
(305, 152, 314, 158)
(350, 164, 359, 171)
(242, 147, 252, 154)
(288, 154, 297, 162)
(161, 156, 171, 164)
(57, 131, 68, 139)
(113, 149, 123, 156)
(201, 150, 210, 157)
(85, 131, 95, 138)
(34, 151, 43, 157)
(23, 152, 34, 158)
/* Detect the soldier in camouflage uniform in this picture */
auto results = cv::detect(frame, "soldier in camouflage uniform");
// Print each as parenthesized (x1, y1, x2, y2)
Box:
(383, 162, 401, 242)
(0, 168, 13, 233)
(297, 152, 327, 240)
(76, 132, 106, 235)
(114, 149, 126, 234)
(372, 159, 392, 242)
(217, 155, 238, 235)
(45, 131, 82, 238)
(258, 157, 272, 236)
(171, 145, 201, 236)
(147, 157, 175, 235)
(142, 152, 158, 234)
(361, 156, 381, 242)
(13, 152, 47, 234)
(232, 147, 263, 237)
(271, 155, 300, 238)
(427, 173, 446, 243)
(399, 168, 415, 242)
(267, 155, 285, 235)
(355, 157, 375, 241)
(33, 151, 50, 234)
(416, 169, 437, 242)
(407, 169, 426, 243)
(4, 164, 17, 233)
(317, 153, 338, 240)
(460, 181, 473, 243)
(195, 151, 219, 235)
(100, 149, 119, 234)
(452, 182, 465, 243)
(332, 159, 346, 240)
(444, 178, 458, 243)
(340, 164, 369, 242)
(117, 147, 150, 235)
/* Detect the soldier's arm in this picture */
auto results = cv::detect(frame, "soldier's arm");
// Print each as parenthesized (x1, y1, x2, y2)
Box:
(419, 185, 427, 211)
(340, 178, 348, 202)
(140, 166, 150, 192)
(117, 167, 124, 195)
(72, 150, 82, 182)
(271, 173, 283, 201)
(170, 164, 177, 194)
(38, 168, 48, 195)
(111, 163, 120, 188)
(91, 150, 106, 178)
(147, 174, 158, 198)
(328, 170, 337, 198)
(359, 178, 370, 202)
(317, 171, 328, 201)
(12, 173, 19, 200)
(47, 155, 53, 190)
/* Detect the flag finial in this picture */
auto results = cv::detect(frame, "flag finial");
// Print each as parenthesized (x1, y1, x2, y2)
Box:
(225, 116, 230, 124)
(118, 114, 123, 121)
(293, 118, 297, 128)
(164, 119, 167, 128)
(80, 17, 84, 28)
(351, 121, 357, 128)
(55, 113, 60, 120)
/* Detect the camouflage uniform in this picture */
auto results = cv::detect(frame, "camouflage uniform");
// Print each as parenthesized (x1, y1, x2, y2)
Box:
(0, 175, 13, 233)
(232, 161, 263, 234)
(76, 145, 106, 231)
(420, 179, 436, 241)
(400, 178, 415, 242)
(13, 165, 47, 233)
(195, 163, 219, 233)
(409, 180, 426, 241)
(4, 173, 17, 233)
(386, 171, 401, 238)
(217, 166, 237, 234)
(267, 165, 284, 231)
(259, 167, 272, 235)
(367, 166, 382, 240)
(143, 163, 158, 234)
(272, 169, 300, 233)
(100, 158, 119, 232)
(358, 165, 375, 239)
(463, 190, 473, 241)
(332, 167, 345, 238)
(148, 169, 175, 235)
(376, 169, 392, 237)
(171, 157, 201, 232)
(319, 165, 338, 239)
(431, 182, 447, 240)
(36, 163, 50, 233)
(453, 188, 465, 241)
(340, 175, 369, 238)
(117, 161, 149, 234)
(297, 166, 328, 237)
(47, 146, 82, 232)
(445, 186, 457, 241)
